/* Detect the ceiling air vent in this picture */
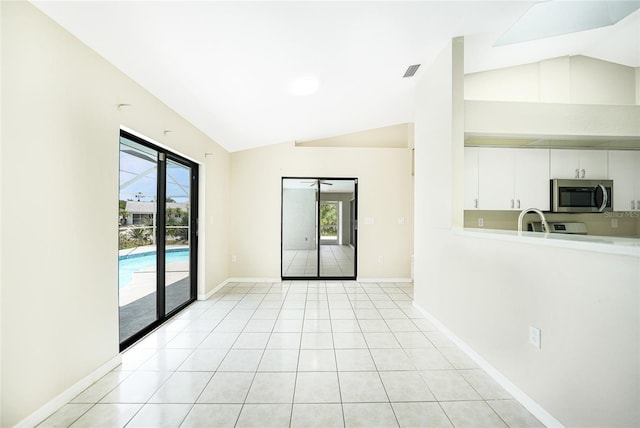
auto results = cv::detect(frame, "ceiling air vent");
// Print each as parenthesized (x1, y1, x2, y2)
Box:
(403, 64, 420, 78)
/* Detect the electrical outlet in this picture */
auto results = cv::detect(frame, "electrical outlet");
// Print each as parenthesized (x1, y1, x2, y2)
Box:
(529, 326, 541, 349)
(478, 217, 484, 227)
(231, 255, 237, 263)
(378, 256, 384, 263)
(611, 218, 618, 228)
(397, 217, 405, 225)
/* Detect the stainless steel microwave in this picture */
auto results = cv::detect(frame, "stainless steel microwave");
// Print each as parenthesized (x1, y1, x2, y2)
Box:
(551, 179, 613, 213)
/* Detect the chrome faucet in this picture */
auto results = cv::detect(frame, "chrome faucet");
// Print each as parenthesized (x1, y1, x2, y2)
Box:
(518, 208, 550, 233)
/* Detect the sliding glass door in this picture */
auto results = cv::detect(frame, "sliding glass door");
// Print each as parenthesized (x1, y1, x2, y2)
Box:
(118, 130, 198, 350)
(281, 177, 357, 280)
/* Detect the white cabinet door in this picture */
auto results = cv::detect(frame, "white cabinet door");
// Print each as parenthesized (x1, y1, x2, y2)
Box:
(550, 149, 580, 179)
(608, 150, 640, 211)
(579, 150, 608, 179)
(478, 148, 515, 210)
(464, 147, 479, 210)
(550, 149, 608, 179)
(514, 149, 550, 211)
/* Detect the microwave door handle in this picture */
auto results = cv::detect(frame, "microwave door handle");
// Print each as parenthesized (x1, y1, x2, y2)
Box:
(597, 184, 608, 212)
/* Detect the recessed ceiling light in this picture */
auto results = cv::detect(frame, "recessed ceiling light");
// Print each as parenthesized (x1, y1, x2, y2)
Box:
(289, 76, 320, 96)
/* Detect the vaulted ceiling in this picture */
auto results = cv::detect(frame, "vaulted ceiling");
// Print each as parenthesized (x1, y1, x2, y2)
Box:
(33, 1, 640, 152)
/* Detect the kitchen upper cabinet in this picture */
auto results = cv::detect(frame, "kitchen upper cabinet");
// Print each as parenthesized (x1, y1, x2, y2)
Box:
(608, 150, 640, 211)
(464, 147, 479, 210)
(550, 149, 608, 179)
(476, 148, 550, 211)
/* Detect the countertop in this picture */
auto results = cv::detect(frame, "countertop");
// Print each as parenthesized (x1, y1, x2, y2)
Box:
(459, 227, 640, 257)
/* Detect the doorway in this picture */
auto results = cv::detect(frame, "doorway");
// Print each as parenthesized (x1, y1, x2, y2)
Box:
(118, 130, 198, 350)
(281, 177, 357, 280)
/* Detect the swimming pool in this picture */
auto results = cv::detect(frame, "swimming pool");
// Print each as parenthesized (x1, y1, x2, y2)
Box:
(118, 248, 190, 288)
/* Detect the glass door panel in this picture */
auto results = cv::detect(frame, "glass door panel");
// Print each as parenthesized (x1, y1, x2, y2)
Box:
(165, 158, 193, 314)
(319, 179, 356, 278)
(282, 178, 318, 278)
(118, 137, 159, 344)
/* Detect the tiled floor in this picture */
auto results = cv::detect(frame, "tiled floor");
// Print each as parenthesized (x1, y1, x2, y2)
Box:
(40, 281, 545, 427)
(282, 246, 355, 277)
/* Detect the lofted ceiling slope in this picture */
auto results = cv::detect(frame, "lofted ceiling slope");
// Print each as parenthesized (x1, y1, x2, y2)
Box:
(32, 1, 640, 152)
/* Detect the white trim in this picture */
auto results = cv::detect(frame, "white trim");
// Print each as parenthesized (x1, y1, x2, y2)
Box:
(412, 301, 564, 428)
(14, 355, 122, 428)
(356, 277, 413, 283)
(226, 277, 282, 283)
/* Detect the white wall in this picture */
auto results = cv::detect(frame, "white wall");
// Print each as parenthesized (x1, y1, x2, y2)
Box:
(465, 55, 638, 105)
(0, 3, 230, 425)
(283, 189, 317, 250)
(230, 143, 414, 279)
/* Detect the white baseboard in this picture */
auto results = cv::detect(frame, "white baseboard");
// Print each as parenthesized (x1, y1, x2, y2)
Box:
(412, 301, 564, 428)
(226, 277, 282, 283)
(356, 277, 413, 283)
(15, 354, 122, 428)
(198, 278, 231, 300)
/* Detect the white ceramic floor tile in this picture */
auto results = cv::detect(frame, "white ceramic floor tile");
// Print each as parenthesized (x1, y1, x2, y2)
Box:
(38, 404, 92, 427)
(331, 320, 362, 333)
(392, 402, 453, 428)
(100, 371, 172, 403)
(335, 349, 377, 372)
(379, 371, 435, 402)
(301, 332, 334, 349)
(233, 332, 271, 349)
(342, 403, 399, 428)
(245, 372, 296, 403)
(370, 349, 415, 371)
(197, 372, 254, 403)
(125, 403, 191, 428)
(177, 349, 227, 371)
(393, 332, 434, 349)
(258, 349, 299, 372)
(198, 332, 240, 349)
(461, 369, 512, 400)
(440, 401, 508, 428)
(69, 403, 142, 428)
(338, 372, 388, 403)
(165, 332, 209, 349)
(148, 371, 212, 403)
(181, 404, 242, 427)
(267, 332, 301, 349)
(45, 281, 547, 428)
(487, 400, 545, 428)
(333, 332, 368, 349)
(71, 371, 131, 403)
(236, 404, 292, 428)
(420, 370, 481, 401)
(217, 349, 263, 372)
(290, 403, 345, 428)
(138, 349, 193, 372)
(294, 372, 341, 403)
(298, 349, 337, 371)
(363, 332, 401, 349)
(404, 348, 453, 370)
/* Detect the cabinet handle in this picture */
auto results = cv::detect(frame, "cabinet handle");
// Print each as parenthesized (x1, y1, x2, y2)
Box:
(575, 168, 580, 178)
(581, 169, 586, 179)
(474, 198, 478, 209)
(510, 199, 514, 209)
(517, 199, 521, 209)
